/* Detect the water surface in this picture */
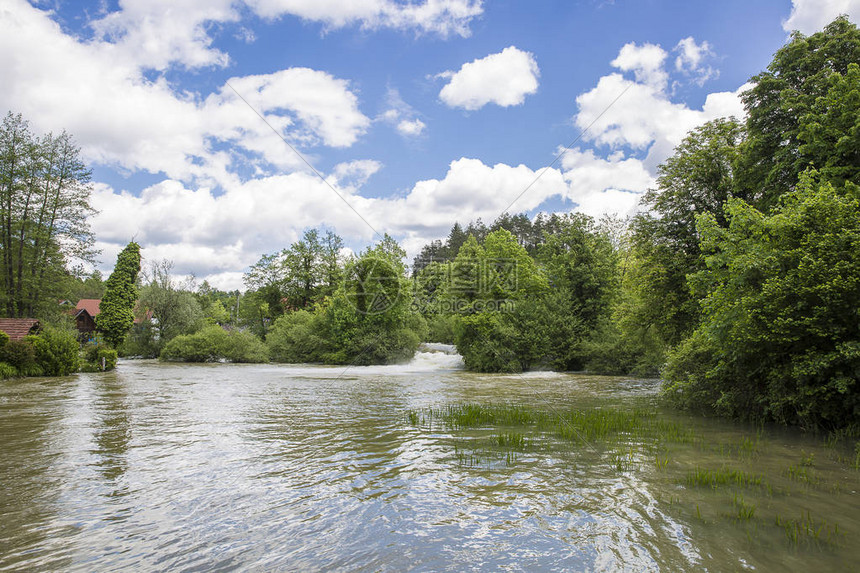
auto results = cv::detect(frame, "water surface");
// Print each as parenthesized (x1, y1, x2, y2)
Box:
(1, 348, 858, 571)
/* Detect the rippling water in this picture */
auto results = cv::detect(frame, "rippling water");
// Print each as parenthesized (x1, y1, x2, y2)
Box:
(1, 347, 858, 571)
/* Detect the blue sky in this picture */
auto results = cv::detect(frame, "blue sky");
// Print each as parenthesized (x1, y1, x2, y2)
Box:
(1, 0, 857, 289)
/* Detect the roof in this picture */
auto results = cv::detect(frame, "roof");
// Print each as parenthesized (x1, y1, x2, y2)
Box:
(0, 318, 40, 341)
(75, 299, 101, 316)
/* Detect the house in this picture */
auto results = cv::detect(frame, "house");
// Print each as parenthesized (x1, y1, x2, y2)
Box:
(0, 318, 41, 341)
(74, 299, 101, 339)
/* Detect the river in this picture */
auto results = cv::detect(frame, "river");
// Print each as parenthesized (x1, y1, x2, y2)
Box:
(1, 345, 858, 571)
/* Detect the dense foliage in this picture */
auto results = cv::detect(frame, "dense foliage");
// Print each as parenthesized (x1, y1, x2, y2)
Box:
(160, 326, 269, 363)
(663, 178, 860, 427)
(0, 325, 79, 377)
(97, 242, 141, 348)
(266, 236, 426, 365)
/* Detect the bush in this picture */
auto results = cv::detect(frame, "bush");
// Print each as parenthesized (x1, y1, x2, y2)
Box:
(426, 314, 457, 344)
(0, 338, 41, 376)
(159, 326, 268, 363)
(80, 344, 119, 372)
(0, 361, 17, 379)
(29, 326, 80, 376)
(267, 294, 427, 366)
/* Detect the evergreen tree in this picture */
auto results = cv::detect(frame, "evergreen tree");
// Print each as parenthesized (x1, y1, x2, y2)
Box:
(97, 242, 141, 348)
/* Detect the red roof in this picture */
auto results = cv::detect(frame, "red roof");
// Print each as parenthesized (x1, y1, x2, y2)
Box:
(76, 299, 101, 316)
(0, 318, 40, 341)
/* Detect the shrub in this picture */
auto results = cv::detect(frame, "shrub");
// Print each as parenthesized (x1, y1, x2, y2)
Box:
(159, 326, 268, 363)
(0, 338, 40, 376)
(29, 326, 80, 376)
(81, 344, 119, 372)
(0, 362, 17, 379)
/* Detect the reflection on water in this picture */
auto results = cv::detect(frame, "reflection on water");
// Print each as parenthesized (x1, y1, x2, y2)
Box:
(0, 351, 858, 571)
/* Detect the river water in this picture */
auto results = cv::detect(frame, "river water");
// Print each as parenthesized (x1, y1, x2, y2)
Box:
(1, 346, 858, 571)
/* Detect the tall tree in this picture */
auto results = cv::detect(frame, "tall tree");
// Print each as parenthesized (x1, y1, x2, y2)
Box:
(97, 242, 141, 348)
(736, 17, 860, 207)
(0, 112, 96, 317)
(628, 118, 746, 348)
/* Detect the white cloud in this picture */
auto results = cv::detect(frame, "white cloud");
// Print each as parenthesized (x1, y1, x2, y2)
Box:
(674, 37, 717, 85)
(91, 157, 568, 287)
(783, 0, 860, 33)
(611, 42, 668, 91)
(560, 148, 654, 218)
(0, 1, 370, 187)
(90, 0, 238, 70)
(379, 87, 426, 137)
(246, 0, 483, 37)
(332, 159, 383, 188)
(560, 39, 748, 220)
(439, 46, 540, 110)
(397, 118, 426, 136)
(573, 73, 746, 170)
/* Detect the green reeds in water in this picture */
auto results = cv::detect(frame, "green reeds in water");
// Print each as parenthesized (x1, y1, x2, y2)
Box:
(683, 466, 767, 490)
(775, 511, 842, 548)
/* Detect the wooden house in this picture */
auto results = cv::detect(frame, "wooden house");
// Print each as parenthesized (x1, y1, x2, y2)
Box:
(73, 299, 101, 340)
(0, 318, 41, 341)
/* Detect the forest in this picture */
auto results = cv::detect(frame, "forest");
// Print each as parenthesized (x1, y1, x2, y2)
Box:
(0, 18, 857, 428)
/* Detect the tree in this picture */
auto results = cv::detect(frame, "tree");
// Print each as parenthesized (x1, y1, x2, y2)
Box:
(97, 242, 141, 348)
(736, 17, 860, 208)
(138, 260, 204, 351)
(797, 62, 860, 188)
(0, 112, 97, 317)
(627, 118, 746, 351)
(663, 176, 860, 427)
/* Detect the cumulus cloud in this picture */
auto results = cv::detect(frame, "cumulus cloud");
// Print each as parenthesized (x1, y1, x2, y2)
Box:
(0, 1, 370, 187)
(573, 72, 746, 170)
(611, 42, 668, 91)
(783, 0, 860, 33)
(558, 38, 748, 220)
(560, 148, 655, 217)
(397, 119, 426, 136)
(90, 157, 568, 288)
(90, 0, 238, 70)
(246, 0, 483, 37)
(439, 46, 540, 110)
(674, 37, 717, 85)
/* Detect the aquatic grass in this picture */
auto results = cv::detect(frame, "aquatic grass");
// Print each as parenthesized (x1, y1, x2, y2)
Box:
(610, 447, 636, 471)
(785, 463, 820, 486)
(775, 511, 842, 548)
(425, 403, 696, 447)
(683, 466, 767, 490)
(406, 410, 420, 426)
(731, 494, 756, 521)
(431, 403, 538, 429)
(492, 432, 528, 450)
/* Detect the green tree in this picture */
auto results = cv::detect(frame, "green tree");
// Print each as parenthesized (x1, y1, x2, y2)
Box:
(627, 118, 746, 356)
(0, 112, 97, 318)
(138, 260, 204, 352)
(736, 17, 860, 207)
(663, 176, 860, 427)
(97, 242, 141, 348)
(797, 62, 860, 188)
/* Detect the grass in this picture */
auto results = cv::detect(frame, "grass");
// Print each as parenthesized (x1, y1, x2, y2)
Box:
(683, 466, 767, 490)
(775, 511, 842, 548)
